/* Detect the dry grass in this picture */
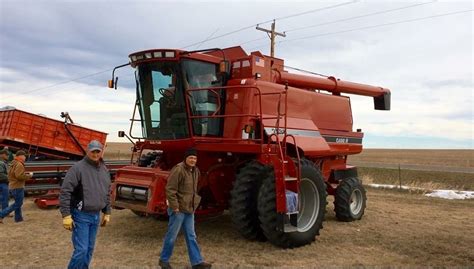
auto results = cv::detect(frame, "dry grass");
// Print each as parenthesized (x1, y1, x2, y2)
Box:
(350, 149, 473, 168)
(1, 188, 473, 268)
(103, 142, 133, 160)
(358, 167, 474, 190)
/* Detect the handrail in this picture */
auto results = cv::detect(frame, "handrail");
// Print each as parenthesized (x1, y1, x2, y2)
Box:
(184, 84, 296, 160)
(185, 85, 266, 148)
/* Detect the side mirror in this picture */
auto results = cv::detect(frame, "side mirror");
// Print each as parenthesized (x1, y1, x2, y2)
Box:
(108, 77, 118, 90)
(118, 130, 135, 146)
(219, 60, 230, 78)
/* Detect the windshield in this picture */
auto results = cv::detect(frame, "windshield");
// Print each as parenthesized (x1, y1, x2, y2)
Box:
(137, 62, 189, 139)
(135, 59, 223, 140)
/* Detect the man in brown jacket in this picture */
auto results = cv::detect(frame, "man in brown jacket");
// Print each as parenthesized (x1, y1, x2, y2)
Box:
(159, 148, 211, 269)
(0, 150, 32, 223)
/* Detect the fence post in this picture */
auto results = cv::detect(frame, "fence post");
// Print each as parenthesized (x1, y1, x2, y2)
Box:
(398, 164, 402, 189)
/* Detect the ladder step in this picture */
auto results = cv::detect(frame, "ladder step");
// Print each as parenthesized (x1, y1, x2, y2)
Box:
(285, 176, 298, 181)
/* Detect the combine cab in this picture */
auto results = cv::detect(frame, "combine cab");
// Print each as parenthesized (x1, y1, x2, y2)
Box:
(109, 46, 390, 248)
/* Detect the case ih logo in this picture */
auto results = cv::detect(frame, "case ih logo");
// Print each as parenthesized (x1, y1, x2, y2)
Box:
(336, 137, 349, 143)
(268, 128, 285, 135)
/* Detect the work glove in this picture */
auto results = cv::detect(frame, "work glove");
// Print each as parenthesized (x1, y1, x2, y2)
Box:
(63, 215, 74, 231)
(100, 214, 110, 227)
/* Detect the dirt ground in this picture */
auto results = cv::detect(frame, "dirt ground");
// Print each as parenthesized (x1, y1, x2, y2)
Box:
(1, 188, 473, 268)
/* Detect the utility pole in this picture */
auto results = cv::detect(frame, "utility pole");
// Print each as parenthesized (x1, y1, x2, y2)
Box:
(256, 20, 286, 58)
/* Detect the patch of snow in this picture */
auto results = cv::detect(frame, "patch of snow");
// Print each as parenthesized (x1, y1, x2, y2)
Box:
(367, 183, 423, 190)
(367, 184, 474, 200)
(425, 190, 474, 200)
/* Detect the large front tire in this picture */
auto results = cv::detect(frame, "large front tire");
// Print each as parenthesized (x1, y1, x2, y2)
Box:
(334, 177, 366, 221)
(258, 159, 327, 248)
(229, 161, 266, 241)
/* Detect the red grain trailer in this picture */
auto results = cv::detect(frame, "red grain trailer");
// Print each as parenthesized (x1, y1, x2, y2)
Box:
(0, 107, 107, 160)
(0, 107, 129, 208)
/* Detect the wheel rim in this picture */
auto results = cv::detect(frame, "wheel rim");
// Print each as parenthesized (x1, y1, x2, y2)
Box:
(350, 189, 363, 215)
(297, 178, 320, 232)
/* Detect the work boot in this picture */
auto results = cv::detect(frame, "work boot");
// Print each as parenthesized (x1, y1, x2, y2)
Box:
(158, 259, 173, 269)
(192, 261, 212, 269)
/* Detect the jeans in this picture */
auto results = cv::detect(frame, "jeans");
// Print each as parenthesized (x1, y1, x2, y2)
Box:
(160, 208, 203, 266)
(0, 188, 24, 222)
(0, 183, 8, 210)
(68, 209, 100, 269)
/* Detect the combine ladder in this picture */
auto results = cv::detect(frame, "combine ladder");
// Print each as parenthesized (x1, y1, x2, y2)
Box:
(263, 86, 301, 232)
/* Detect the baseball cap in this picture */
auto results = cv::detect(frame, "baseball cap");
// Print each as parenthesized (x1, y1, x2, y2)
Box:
(87, 140, 103, 152)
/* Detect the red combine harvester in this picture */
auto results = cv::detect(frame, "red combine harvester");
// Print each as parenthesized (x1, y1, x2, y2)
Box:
(108, 46, 390, 248)
(0, 108, 129, 208)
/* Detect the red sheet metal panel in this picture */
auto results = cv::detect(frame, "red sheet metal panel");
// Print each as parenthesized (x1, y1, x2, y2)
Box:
(0, 108, 107, 158)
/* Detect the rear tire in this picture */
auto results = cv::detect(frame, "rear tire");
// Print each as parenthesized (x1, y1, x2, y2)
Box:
(229, 161, 266, 241)
(258, 159, 327, 248)
(334, 177, 366, 221)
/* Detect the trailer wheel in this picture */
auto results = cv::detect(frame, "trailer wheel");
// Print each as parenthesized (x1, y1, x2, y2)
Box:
(258, 159, 327, 248)
(334, 177, 366, 221)
(229, 161, 267, 241)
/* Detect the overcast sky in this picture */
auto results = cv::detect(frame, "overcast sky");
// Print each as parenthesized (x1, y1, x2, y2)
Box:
(0, 0, 472, 149)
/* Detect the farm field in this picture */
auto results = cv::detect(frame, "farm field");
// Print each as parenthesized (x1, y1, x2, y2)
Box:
(1, 188, 473, 268)
(105, 144, 473, 170)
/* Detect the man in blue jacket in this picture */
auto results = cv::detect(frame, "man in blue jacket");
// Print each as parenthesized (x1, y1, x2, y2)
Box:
(0, 149, 9, 212)
(59, 140, 111, 269)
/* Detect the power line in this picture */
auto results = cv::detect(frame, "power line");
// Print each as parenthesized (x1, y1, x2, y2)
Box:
(2, 68, 113, 99)
(284, 66, 330, 77)
(238, 1, 435, 47)
(181, 0, 358, 49)
(284, 1, 437, 33)
(247, 8, 473, 51)
(5, 73, 136, 103)
(280, 9, 473, 43)
(272, 0, 359, 22)
(194, 28, 220, 50)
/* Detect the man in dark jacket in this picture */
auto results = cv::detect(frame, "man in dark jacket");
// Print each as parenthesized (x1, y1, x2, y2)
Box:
(159, 148, 211, 269)
(0, 149, 9, 211)
(59, 140, 111, 269)
(0, 150, 32, 223)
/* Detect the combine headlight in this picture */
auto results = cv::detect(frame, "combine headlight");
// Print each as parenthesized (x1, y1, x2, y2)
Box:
(130, 55, 137, 62)
(164, 51, 175, 58)
(145, 52, 152, 59)
(153, 51, 163, 58)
